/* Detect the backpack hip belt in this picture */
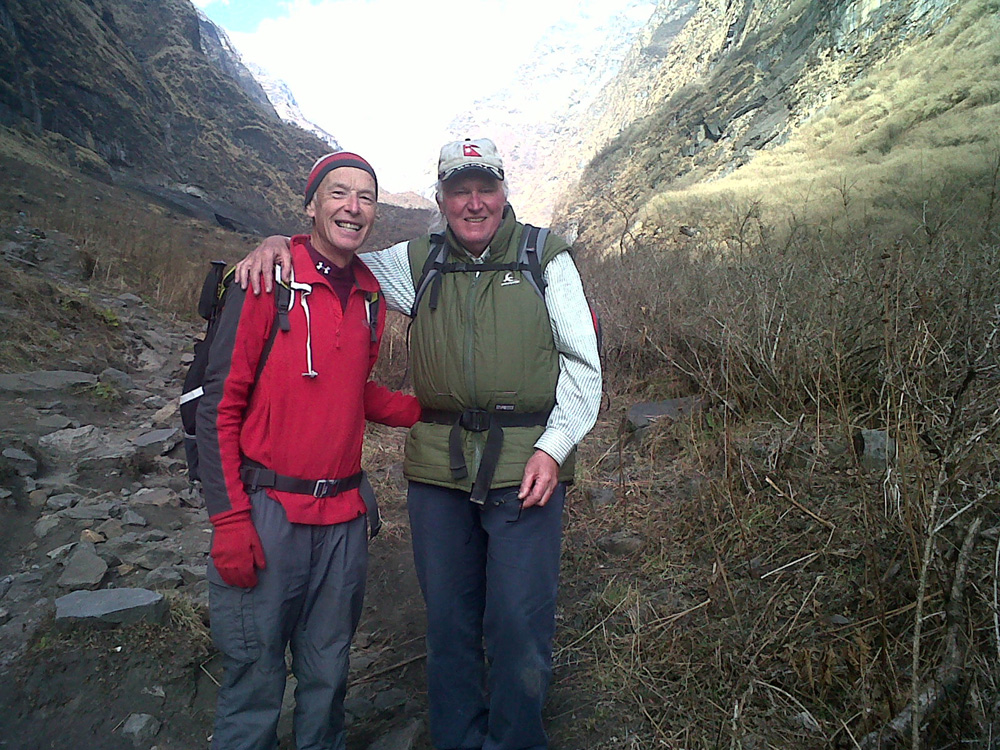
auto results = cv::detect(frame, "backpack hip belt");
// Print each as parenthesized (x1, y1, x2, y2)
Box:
(420, 407, 551, 505)
(240, 460, 364, 498)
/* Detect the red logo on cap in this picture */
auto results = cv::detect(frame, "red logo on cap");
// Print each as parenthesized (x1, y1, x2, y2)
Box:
(463, 144, 481, 157)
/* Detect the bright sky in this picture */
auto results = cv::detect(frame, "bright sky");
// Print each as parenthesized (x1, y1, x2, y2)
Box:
(193, 0, 595, 193)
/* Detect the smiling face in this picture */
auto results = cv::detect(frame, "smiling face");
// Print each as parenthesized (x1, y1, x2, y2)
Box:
(306, 167, 377, 266)
(438, 171, 506, 256)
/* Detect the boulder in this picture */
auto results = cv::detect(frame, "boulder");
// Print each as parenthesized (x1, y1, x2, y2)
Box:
(39, 425, 102, 453)
(54, 588, 167, 627)
(57, 543, 109, 589)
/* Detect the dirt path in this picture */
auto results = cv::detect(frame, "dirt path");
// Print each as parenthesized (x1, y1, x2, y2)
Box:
(0, 225, 435, 749)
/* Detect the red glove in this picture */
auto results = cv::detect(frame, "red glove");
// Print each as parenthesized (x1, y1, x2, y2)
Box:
(210, 509, 266, 588)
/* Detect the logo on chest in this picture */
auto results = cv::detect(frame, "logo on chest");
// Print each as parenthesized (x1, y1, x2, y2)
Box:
(500, 271, 520, 287)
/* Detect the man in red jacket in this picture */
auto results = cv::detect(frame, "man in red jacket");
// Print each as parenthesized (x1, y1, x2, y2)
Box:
(196, 151, 421, 750)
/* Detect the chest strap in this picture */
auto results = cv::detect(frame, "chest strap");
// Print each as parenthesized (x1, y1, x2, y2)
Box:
(420, 408, 550, 504)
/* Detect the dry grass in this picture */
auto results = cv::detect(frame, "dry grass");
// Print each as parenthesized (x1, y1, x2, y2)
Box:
(559, 161, 1000, 746)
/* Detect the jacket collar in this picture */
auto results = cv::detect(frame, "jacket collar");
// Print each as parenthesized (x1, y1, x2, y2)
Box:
(290, 234, 379, 293)
(443, 205, 518, 262)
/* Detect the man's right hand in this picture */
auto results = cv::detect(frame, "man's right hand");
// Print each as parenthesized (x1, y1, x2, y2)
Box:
(235, 235, 293, 295)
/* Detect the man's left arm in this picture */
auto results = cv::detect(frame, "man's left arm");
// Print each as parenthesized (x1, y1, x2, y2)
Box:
(519, 252, 602, 507)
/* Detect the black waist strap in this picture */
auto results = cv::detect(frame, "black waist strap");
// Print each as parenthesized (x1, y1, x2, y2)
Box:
(240, 460, 363, 499)
(420, 408, 549, 504)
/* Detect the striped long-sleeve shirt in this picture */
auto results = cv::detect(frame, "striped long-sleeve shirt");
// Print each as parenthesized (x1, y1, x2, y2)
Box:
(361, 238, 602, 465)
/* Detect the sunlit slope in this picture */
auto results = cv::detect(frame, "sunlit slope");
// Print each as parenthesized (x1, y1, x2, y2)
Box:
(561, 0, 999, 253)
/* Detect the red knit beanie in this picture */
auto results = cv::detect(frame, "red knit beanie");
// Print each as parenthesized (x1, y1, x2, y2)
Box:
(304, 152, 378, 206)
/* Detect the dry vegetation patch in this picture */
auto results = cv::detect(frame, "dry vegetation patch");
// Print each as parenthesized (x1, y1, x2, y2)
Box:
(563, 166, 1000, 746)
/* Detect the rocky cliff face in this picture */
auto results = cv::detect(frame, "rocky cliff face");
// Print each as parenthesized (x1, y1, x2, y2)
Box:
(0, 0, 343, 234)
(552, 0, 970, 247)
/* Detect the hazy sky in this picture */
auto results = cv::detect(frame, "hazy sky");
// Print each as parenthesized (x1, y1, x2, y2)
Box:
(193, 0, 601, 193)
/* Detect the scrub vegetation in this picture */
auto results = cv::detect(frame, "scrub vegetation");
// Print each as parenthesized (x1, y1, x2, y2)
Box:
(556, 142, 1000, 749)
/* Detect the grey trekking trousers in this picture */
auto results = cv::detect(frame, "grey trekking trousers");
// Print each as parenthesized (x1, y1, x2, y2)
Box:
(208, 489, 368, 750)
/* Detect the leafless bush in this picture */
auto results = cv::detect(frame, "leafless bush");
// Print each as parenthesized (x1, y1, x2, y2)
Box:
(567, 169, 1000, 748)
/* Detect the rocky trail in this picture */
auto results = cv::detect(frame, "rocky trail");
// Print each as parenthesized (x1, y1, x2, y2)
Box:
(0, 225, 432, 750)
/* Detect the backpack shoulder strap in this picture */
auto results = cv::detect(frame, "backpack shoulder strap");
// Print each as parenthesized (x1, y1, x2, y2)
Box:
(518, 224, 548, 301)
(365, 290, 380, 345)
(411, 233, 449, 316)
(256, 264, 294, 380)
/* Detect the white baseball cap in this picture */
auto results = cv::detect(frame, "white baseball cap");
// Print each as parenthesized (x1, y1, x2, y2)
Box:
(437, 138, 505, 182)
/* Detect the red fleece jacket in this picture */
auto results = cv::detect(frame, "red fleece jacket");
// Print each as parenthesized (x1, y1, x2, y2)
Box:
(196, 236, 421, 525)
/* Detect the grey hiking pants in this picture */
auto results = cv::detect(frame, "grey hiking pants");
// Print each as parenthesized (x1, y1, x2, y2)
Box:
(208, 489, 368, 750)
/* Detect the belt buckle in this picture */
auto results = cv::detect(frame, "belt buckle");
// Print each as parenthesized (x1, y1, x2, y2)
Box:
(313, 479, 333, 497)
(462, 409, 490, 432)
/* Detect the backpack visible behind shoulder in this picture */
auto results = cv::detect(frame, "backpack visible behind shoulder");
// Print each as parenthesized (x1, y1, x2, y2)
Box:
(179, 262, 291, 482)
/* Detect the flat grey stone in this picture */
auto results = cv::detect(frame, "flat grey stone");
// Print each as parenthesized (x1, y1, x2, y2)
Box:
(137, 349, 168, 372)
(96, 518, 125, 539)
(121, 510, 148, 526)
(59, 501, 117, 520)
(2, 447, 38, 476)
(854, 429, 897, 470)
(46, 542, 77, 560)
(0, 370, 97, 393)
(131, 487, 175, 506)
(118, 293, 143, 306)
(176, 564, 207, 585)
(75, 447, 138, 475)
(36, 414, 72, 432)
(131, 428, 180, 455)
(143, 567, 183, 590)
(39, 425, 101, 453)
(367, 719, 424, 750)
(131, 547, 182, 571)
(58, 543, 108, 589)
(627, 397, 703, 430)
(55, 588, 166, 627)
(143, 395, 167, 409)
(33, 515, 61, 539)
(46, 492, 81, 511)
(99, 367, 133, 390)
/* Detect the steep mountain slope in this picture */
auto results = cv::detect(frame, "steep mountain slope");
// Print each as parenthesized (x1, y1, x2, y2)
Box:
(246, 62, 341, 152)
(447, 0, 660, 224)
(0, 0, 344, 235)
(554, 0, 997, 252)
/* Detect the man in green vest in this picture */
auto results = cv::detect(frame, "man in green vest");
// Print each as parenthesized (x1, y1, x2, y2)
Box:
(236, 137, 602, 750)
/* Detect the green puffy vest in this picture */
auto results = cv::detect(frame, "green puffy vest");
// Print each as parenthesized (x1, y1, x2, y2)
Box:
(403, 209, 576, 491)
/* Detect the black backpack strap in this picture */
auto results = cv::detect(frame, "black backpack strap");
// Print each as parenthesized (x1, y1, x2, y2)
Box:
(366, 291, 380, 345)
(411, 233, 449, 316)
(255, 278, 293, 381)
(518, 224, 547, 300)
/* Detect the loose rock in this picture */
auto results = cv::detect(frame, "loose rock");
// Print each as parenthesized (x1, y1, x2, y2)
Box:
(54, 588, 167, 627)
